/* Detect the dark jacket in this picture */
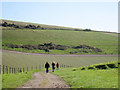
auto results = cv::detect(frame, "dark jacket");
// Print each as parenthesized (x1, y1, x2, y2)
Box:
(45, 62, 50, 68)
(52, 62, 55, 69)
(56, 63, 59, 68)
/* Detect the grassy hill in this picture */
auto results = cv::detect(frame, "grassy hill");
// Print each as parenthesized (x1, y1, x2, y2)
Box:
(1, 19, 118, 55)
(1, 19, 118, 88)
(2, 29, 118, 54)
(0, 19, 83, 30)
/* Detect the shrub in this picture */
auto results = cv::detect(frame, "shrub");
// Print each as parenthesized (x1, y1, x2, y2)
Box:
(2, 22, 8, 27)
(38, 46, 43, 50)
(72, 68, 76, 71)
(83, 50, 88, 53)
(69, 52, 74, 54)
(94, 48, 102, 52)
(88, 67, 94, 69)
(44, 48, 49, 52)
(81, 67, 85, 70)
(22, 45, 34, 50)
(107, 64, 116, 68)
(56, 45, 67, 50)
(95, 65, 107, 69)
(32, 45, 38, 49)
(14, 25, 19, 28)
(83, 29, 91, 31)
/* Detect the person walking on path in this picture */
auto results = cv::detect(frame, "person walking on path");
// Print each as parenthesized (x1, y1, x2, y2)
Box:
(56, 62, 59, 70)
(52, 61, 55, 72)
(45, 62, 50, 73)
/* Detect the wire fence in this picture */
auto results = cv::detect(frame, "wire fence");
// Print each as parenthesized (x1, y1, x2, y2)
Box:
(0, 64, 72, 74)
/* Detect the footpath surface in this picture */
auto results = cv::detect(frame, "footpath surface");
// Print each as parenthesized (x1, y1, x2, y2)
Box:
(3, 50, 118, 57)
(18, 71, 70, 88)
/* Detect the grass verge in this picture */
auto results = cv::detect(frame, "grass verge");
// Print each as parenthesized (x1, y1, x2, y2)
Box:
(52, 61, 118, 88)
(2, 69, 41, 88)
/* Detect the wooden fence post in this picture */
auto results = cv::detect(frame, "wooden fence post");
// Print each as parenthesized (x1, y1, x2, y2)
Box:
(12, 67, 13, 74)
(6, 66, 8, 74)
(9, 67, 11, 74)
(23, 67, 24, 72)
(18, 67, 19, 73)
(14, 68, 15, 74)
(3, 65, 4, 74)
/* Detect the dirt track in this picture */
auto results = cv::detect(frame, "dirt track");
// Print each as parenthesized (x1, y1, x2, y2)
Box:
(18, 71, 70, 88)
(2, 50, 118, 57)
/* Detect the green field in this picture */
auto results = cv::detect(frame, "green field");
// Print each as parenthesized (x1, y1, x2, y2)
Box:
(2, 29, 118, 54)
(2, 69, 41, 88)
(53, 61, 118, 88)
(2, 51, 118, 69)
(1, 20, 119, 88)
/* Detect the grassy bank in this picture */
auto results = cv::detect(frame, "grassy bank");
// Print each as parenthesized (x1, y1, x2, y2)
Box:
(2, 29, 118, 54)
(2, 69, 41, 88)
(52, 61, 118, 88)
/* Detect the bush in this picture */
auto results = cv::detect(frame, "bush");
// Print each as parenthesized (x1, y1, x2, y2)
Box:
(69, 52, 74, 54)
(72, 68, 76, 71)
(2, 22, 8, 27)
(83, 29, 91, 31)
(95, 65, 107, 69)
(94, 48, 102, 52)
(88, 67, 94, 69)
(56, 45, 67, 50)
(24, 25, 37, 29)
(32, 45, 38, 49)
(107, 64, 116, 68)
(44, 48, 49, 52)
(81, 67, 85, 70)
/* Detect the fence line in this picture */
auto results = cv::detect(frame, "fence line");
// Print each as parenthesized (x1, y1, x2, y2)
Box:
(1, 64, 72, 74)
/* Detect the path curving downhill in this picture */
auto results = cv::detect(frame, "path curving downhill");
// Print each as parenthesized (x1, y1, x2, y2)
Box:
(18, 71, 70, 88)
(2, 50, 118, 57)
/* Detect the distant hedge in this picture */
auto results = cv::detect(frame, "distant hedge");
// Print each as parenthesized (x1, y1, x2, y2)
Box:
(1, 22, 44, 29)
(3, 43, 102, 54)
(1, 22, 88, 31)
(2, 42, 68, 52)
(70, 44, 102, 54)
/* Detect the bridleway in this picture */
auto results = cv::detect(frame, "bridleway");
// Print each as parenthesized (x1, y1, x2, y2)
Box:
(18, 71, 70, 88)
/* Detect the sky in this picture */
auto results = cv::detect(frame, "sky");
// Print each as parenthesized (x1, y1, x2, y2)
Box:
(1, 2, 118, 32)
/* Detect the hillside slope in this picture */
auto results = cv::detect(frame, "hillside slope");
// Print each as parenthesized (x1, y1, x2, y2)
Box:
(1, 19, 118, 55)
(2, 29, 118, 54)
(0, 19, 83, 30)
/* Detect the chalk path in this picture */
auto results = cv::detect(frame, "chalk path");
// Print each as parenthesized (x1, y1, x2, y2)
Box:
(18, 71, 70, 88)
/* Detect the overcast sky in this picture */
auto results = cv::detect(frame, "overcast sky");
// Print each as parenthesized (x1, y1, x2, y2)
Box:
(2, 2, 118, 32)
